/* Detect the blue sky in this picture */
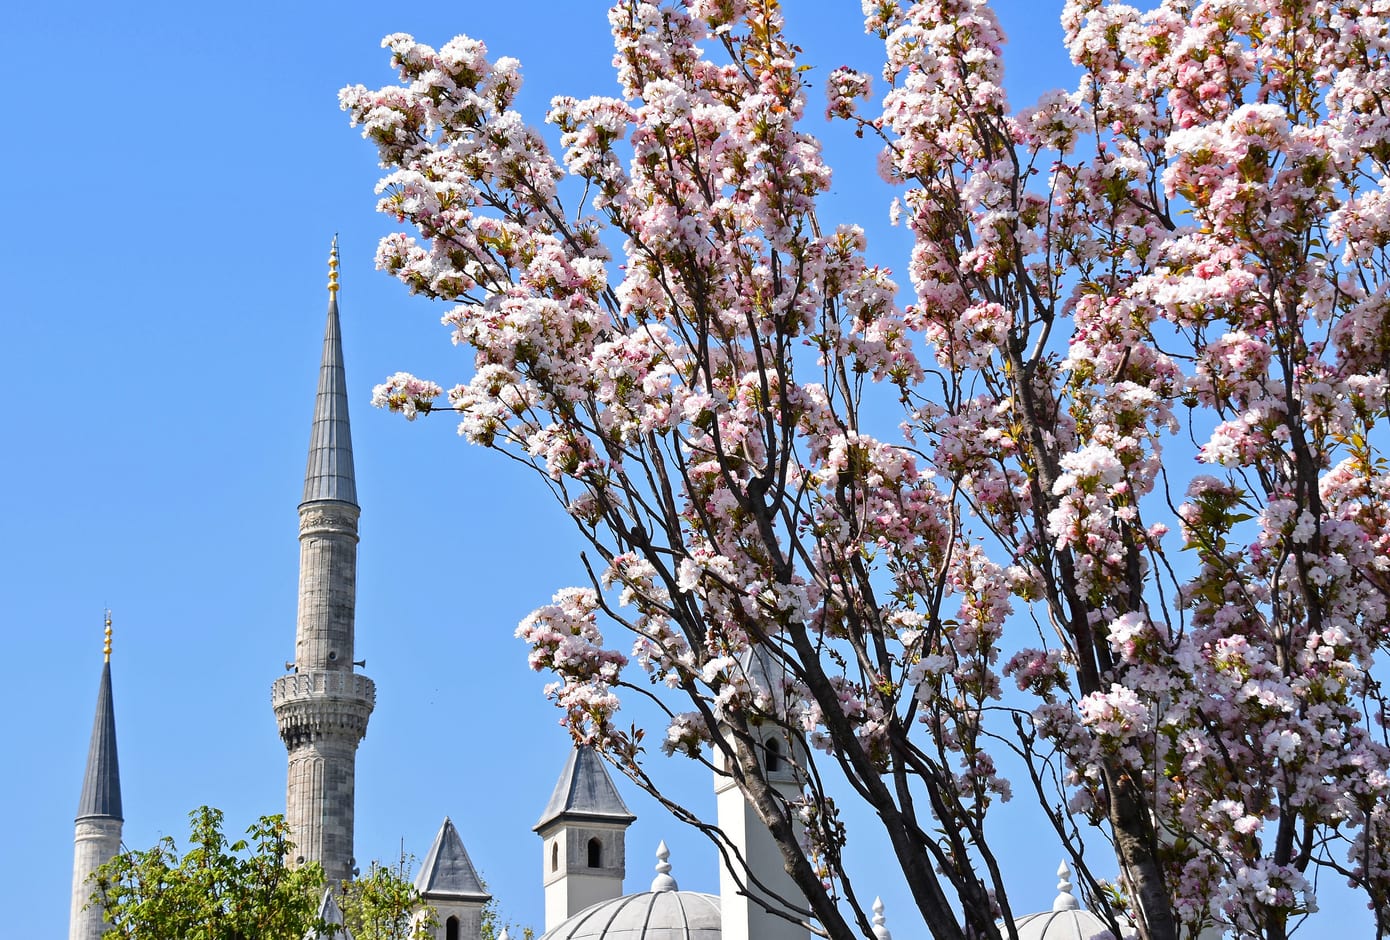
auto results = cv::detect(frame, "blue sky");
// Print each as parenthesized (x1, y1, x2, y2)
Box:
(0, 2, 1375, 937)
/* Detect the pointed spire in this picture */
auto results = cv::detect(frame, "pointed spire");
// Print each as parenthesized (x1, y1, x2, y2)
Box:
(414, 818, 491, 901)
(319, 887, 346, 925)
(303, 237, 357, 506)
(1052, 860, 1080, 912)
(650, 841, 678, 892)
(535, 745, 636, 830)
(77, 613, 122, 822)
(305, 888, 353, 940)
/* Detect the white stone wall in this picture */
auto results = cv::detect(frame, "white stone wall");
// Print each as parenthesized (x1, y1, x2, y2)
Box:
(420, 898, 485, 940)
(69, 816, 121, 940)
(538, 821, 629, 930)
(714, 735, 810, 940)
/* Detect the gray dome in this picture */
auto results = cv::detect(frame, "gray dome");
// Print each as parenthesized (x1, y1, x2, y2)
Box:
(541, 842, 721, 940)
(1012, 863, 1132, 940)
(1013, 908, 1122, 940)
(539, 889, 721, 940)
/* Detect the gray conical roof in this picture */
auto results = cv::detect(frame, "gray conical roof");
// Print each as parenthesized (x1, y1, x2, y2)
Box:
(415, 818, 490, 902)
(302, 247, 357, 506)
(535, 746, 636, 830)
(305, 887, 353, 940)
(76, 661, 122, 821)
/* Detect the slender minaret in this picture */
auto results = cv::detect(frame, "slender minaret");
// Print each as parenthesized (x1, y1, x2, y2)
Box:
(271, 238, 376, 887)
(70, 612, 123, 940)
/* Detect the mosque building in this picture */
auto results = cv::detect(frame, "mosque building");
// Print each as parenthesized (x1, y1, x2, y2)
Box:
(67, 243, 1126, 940)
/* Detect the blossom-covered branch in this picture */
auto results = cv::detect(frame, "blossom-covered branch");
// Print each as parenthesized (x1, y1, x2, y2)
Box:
(346, 2, 1390, 938)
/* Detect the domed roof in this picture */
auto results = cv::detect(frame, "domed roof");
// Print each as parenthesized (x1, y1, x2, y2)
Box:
(1012, 863, 1133, 940)
(540, 843, 721, 940)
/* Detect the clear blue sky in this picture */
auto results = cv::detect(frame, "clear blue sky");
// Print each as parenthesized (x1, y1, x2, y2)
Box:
(0, 2, 1374, 937)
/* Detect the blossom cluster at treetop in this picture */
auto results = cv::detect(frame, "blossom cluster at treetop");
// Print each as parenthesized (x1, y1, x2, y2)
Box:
(343, 2, 1390, 938)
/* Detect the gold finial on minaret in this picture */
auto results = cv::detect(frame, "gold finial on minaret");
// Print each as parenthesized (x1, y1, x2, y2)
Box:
(103, 610, 113, 663)
(328, 235, 340, 296)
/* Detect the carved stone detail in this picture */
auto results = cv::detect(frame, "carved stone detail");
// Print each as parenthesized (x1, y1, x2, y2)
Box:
(272, 672, 376, 749)
(298, 502, 361, 538)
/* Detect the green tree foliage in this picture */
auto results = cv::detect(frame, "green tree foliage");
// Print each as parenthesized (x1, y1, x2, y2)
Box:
(91, 806, 329, 940)
(90, 807, 431, 940)
(477, 873, 533, 940)
(480, 897, 534, 940)
(340, 854, 436, 940)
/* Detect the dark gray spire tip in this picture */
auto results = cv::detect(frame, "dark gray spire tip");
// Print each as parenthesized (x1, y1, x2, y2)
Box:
(302, 266, 358, 506)
(76, 661, 122, 822)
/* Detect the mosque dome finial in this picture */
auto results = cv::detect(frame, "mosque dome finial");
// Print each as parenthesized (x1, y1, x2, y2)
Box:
(872, 896, 893, 940)
(1013, 860, 1129, 939)
(651, 841, 679, 893)
(1053, 861, 1080, 912)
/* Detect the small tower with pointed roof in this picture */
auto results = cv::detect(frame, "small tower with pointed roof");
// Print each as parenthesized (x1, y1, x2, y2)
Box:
(415, 817, 491, 940)
(534, 745, 636, 932)
(69, 613, 123, 940)
(272, 239, 376, 887)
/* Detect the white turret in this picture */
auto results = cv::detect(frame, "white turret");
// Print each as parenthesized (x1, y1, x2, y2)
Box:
(714, 646, 811, 940)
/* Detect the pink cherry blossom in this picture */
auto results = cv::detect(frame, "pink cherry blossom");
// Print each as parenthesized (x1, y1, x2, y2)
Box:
(348, 2, 1390, 938)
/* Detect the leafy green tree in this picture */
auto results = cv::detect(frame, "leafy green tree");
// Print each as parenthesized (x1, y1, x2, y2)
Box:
(91, 806, 329, 940)
(340, 854, 436, 940)
(476, 873, 533, 940)
(90, 807, 430, 940)
(480, 896, 534, 940)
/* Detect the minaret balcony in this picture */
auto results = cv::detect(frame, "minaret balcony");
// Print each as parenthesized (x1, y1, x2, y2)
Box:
(272, 671, 376, 747)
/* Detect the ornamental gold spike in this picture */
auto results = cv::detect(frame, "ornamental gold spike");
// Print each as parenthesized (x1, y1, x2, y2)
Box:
(328, 235, 340, 296)
(103, 609, 113, 663)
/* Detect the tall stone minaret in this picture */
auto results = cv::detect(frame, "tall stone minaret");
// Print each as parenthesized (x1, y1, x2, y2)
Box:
(70, 612, 123, 940)
(271, 239, 376, 887)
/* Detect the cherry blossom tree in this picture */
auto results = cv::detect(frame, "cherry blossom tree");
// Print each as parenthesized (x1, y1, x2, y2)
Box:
(342, 2, 1390, 938)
